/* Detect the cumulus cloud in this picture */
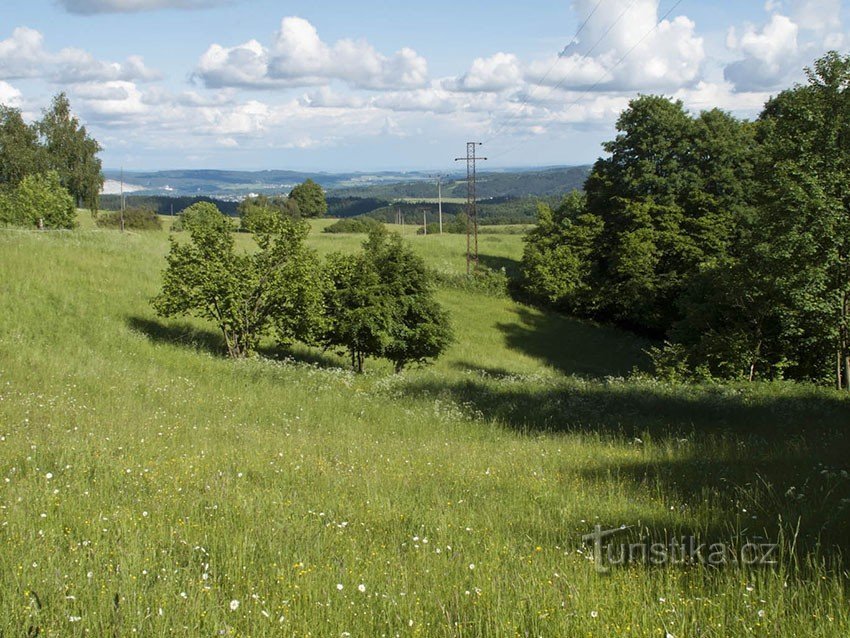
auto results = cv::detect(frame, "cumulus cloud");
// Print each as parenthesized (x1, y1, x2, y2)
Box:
(0, 80, 23, 107)
(724, 1, 845, 91)
(446, 0, 704, 96)
(195, 17, 429, 90)
(59, 0, 232, 14)
(446, 52, 523, 92)
(0, 26, 160, 83)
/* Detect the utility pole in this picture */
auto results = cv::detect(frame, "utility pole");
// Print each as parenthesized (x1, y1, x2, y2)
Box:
(119, 167, 125, 233)
(430, 173, 448, 234)
(455, 143, 486, 275)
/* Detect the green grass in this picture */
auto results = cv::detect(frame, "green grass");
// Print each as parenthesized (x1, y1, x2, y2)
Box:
(1, 218, 849, 636)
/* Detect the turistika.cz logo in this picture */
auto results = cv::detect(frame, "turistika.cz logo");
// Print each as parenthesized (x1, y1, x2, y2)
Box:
(581, 525, 779, 574)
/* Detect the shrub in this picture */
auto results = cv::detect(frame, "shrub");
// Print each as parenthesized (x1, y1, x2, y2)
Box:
(11, 171, 76, 229)
(96, 207, 162, 231)
(172, 201, 230, 233)
(323, 217, 384, 234)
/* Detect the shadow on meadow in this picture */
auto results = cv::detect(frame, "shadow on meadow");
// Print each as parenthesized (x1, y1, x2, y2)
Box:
(399, 373, 850, 559)
(126, 316, 345, 369)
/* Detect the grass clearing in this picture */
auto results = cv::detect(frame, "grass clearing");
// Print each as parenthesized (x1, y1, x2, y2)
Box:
(1, 218, 849, 636)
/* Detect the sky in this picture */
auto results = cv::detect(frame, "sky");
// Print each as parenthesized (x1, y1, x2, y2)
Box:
(0, 0, 847, 172)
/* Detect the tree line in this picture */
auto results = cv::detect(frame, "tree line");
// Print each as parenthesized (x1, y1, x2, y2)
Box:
(521, 52, 850, 388)
(154, 202, 453, 372)
(0, 93, 103, 228)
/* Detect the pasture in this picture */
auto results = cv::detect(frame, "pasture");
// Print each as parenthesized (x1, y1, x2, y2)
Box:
(0, 217, 848, 636)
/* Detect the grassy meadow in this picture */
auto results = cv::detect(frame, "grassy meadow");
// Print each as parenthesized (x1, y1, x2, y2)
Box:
(1, 216, 849, 636)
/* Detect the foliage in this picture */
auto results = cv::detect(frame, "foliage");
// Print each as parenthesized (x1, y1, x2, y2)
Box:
(172, 201, 231, 233)
(95, 207, 163, 231)
(100, 194, 240, 217)
(322, 227, 452, 372)
(0, 106, 45, 188)
(153, 214, 323, 357)
(289, 179, 327, 218)
(1, 171, 76, 229)
(323, 216, 384, 233)
(37, 93, 103, 212)
(326, 196, 389, 217)
(238, 194, 300, 233)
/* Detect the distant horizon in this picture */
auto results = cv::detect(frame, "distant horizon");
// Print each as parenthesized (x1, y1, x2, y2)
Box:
(102, 163, 591, 175)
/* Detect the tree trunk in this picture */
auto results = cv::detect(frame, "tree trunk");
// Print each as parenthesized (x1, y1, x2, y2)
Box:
(844, 293, 850, 391)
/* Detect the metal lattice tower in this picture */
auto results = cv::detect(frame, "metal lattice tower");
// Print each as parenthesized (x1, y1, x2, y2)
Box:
(455, 142, 487, 275)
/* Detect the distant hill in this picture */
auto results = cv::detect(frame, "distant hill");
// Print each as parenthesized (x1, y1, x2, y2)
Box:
(102, 166, 591, 201)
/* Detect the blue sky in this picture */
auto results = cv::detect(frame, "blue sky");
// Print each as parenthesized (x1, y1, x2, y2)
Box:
(1, 1, 847, 172)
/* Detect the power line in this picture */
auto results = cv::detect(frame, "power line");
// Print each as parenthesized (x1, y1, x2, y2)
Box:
(484, 0, 637, 145)
(488, 0, 686, 160)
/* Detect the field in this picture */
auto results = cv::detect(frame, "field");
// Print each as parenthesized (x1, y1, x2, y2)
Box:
(1, 217, 849, 636)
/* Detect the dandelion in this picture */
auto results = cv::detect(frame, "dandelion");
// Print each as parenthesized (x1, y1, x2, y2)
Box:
(358, 584, 366, 593)
(229, 599, 240, 611)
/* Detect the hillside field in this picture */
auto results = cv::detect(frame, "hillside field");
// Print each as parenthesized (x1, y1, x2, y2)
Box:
(1, 216, 849, 636)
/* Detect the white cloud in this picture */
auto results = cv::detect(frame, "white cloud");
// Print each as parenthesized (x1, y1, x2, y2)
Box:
(725, 15, 799, 90)
(725, 1, 845, 91)
(59, 0, 232, 14)
(195, 17, 429, 90)
(445, 1, 703, 96)
(0, 80, 23, 107)
(0, 26, 160, 83)
(446, 52, 523, 92)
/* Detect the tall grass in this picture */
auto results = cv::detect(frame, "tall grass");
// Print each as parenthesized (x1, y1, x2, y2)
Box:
(0, 221, 848, 636)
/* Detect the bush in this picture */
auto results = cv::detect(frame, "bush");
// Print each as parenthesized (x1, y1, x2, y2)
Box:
(323, 217, 384, 234)
(96, 207, 162, 231)
(172, 201, 230, 233)
(5, 171, 76, 229)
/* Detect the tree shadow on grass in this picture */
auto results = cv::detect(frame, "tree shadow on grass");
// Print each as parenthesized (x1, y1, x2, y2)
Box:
(477, 253, 521, 279)
(128, 316, 224, 355)
(127, 316, 348, 370)
(494, 306, 653, 378)
(399, 375, 850, 558)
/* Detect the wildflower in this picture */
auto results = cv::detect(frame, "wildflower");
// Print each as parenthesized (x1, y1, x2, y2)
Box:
(758, 610, 765, 618)
(336, 583, 344, 591)
(469, 563, 475, 570)
(229, 599, 240, 611)
(69, 616, 82, 622)
(45, 473, 53, 480)
(358, 584, 366, 593)
(590, 610, 598, 618)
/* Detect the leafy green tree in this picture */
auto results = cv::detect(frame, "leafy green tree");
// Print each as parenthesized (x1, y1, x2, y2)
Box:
(743, 51, 850, 384)
(153, 213, 324, 358)
(174, 201, 231, 232)
(37, 93, 103, 213)
(9, 171, 76, 229)
(521, 193, 602, 312)
(239, 194, 300, 233)
(322, 227, 452, 372)
(522, 95, 756, 336)
(0, 106, 45, 188)
(289, 179, 327, 218)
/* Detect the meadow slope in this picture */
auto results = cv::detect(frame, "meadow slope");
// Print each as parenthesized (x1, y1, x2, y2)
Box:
(1, 220, 849, 636)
